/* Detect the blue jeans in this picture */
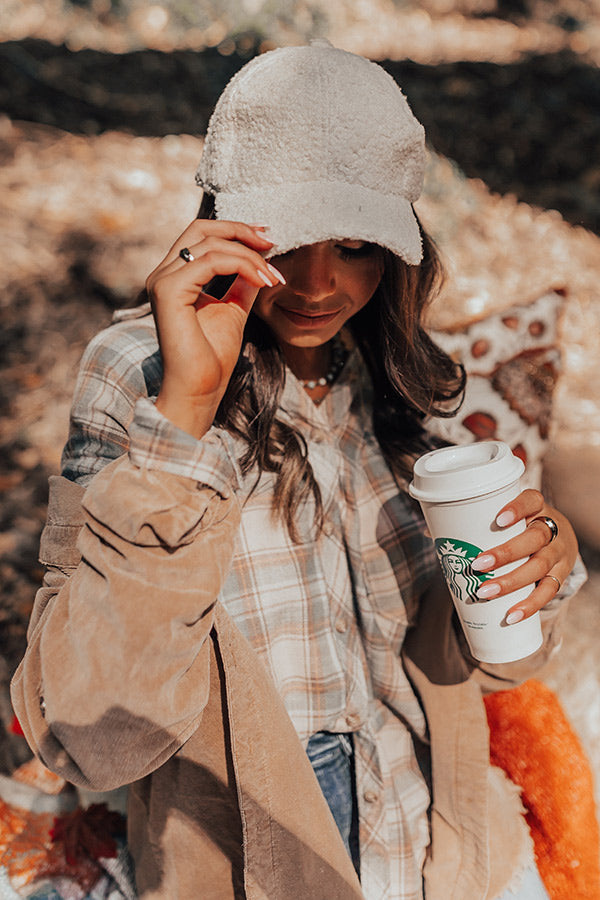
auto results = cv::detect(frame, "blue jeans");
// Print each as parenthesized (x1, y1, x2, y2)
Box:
(305, 731, 360, 876)
(306, 732, 550, 899)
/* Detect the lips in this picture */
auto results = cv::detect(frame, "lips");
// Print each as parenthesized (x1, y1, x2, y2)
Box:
(276, 306, 342, 328)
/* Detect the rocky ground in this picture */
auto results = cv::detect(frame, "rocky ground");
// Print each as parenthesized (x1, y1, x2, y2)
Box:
(1, 0, 599, 807)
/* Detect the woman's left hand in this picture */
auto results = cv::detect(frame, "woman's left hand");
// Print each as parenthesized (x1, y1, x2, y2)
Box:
(470, 489, 579, 625)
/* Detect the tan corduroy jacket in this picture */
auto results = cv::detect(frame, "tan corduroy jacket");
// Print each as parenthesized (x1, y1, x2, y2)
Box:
(11, 458, 574, 900)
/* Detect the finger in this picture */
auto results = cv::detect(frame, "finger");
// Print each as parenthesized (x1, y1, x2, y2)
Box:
(503, 571, 563, 624)
(221, 272, 279, 313)
(493, 488, 545, 528)
(221, 274, 262, 315)
(471, 521, 559, 574)
(147, 221, 274, 291)
(473, 548, 557, 602)
(166, 220, 274, 263)
(158, 235, 283, 285)
(525, 516, 559, 545)
(178, 236, 286, 285)
(149, 249, 282, 306)
(184, 250, 283, 294)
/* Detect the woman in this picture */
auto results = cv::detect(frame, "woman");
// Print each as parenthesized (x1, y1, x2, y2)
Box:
(12, 42, 582, 900)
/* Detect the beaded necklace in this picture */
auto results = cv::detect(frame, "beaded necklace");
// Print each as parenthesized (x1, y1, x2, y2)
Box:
(297, 335, 348, 390)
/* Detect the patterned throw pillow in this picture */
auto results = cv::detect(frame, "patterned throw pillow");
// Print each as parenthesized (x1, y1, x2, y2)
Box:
(425, 290, 565, 490)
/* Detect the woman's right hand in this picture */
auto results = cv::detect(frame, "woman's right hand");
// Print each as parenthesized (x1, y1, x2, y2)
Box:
(145, 219, 283, 439)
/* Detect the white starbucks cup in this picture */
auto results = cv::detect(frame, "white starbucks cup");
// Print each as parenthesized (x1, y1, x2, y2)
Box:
(409, 440, 543, 664)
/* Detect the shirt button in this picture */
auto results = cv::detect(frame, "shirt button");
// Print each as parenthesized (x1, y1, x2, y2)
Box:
(335, 618, 348, 633)
(345, 713, 361, 729)
(363, 790, 379, 804)
(322, 520, 335, 537)
(311, 429, 326, 444)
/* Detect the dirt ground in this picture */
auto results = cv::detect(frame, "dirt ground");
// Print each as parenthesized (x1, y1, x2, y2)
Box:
(1, 0, 599, 810)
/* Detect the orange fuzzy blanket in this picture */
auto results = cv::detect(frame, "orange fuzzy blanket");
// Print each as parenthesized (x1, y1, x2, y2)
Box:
(485, 678, 600, 899)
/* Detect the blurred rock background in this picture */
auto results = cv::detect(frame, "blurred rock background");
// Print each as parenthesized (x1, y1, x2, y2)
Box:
(1, 0, 599, 813)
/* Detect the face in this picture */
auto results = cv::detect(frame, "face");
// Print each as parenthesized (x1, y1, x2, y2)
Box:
(252, 240, 384, 351)
(446, 556, 465, 573)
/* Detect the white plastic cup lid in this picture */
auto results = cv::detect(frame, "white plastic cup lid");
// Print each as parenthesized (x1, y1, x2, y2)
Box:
(409, 441, 524, 503)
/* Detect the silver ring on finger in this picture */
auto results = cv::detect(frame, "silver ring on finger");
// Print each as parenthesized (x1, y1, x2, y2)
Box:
(179, 247, 195, 263)
(529, 515, 559, 544)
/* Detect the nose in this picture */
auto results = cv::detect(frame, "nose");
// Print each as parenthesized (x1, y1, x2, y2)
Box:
(285, 243, 336, 303)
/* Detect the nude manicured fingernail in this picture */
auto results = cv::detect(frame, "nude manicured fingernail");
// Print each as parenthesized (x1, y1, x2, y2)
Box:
(257, 269, 275, 287)
(248, 225, 273, 244)
(476, 582, 501, 600)
(506, 609, 525, 625)
(471, 554, 495, 572)
(496, 510, 516, 527)
(267, 263, 286, 285)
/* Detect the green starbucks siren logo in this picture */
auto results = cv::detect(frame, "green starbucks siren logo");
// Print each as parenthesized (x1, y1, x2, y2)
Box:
(434, 538, 493, 605)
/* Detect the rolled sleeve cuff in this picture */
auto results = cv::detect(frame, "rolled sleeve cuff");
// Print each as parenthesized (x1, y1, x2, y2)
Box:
(548, 553, 588, 606)
(128, 398, 241, 498)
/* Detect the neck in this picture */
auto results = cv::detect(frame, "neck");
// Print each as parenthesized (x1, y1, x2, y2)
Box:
(280, 342, 332, 382)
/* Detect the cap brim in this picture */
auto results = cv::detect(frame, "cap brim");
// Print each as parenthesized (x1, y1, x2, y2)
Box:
(213, 181, 423, 265)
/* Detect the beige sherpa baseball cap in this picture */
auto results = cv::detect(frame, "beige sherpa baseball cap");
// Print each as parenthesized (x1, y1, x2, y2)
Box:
(195, 40, 426, 264)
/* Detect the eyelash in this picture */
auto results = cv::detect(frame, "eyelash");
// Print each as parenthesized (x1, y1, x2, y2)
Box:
(273, 244, 377, 264)
(337, 244, 376, 261)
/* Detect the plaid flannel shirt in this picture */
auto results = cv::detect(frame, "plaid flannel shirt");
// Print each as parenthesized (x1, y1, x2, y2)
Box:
(62, 306, 446, 900)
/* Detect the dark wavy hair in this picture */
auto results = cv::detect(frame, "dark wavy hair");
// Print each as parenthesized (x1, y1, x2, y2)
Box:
(194, 193, 464, 541)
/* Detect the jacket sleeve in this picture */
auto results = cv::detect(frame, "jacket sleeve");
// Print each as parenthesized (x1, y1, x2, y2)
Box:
(60, 312, 161, 485)
(404, 558, 587, 693)
(11, 419, 242, 792)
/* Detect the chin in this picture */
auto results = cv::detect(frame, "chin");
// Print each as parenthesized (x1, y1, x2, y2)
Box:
(285, 332, 334, 348)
